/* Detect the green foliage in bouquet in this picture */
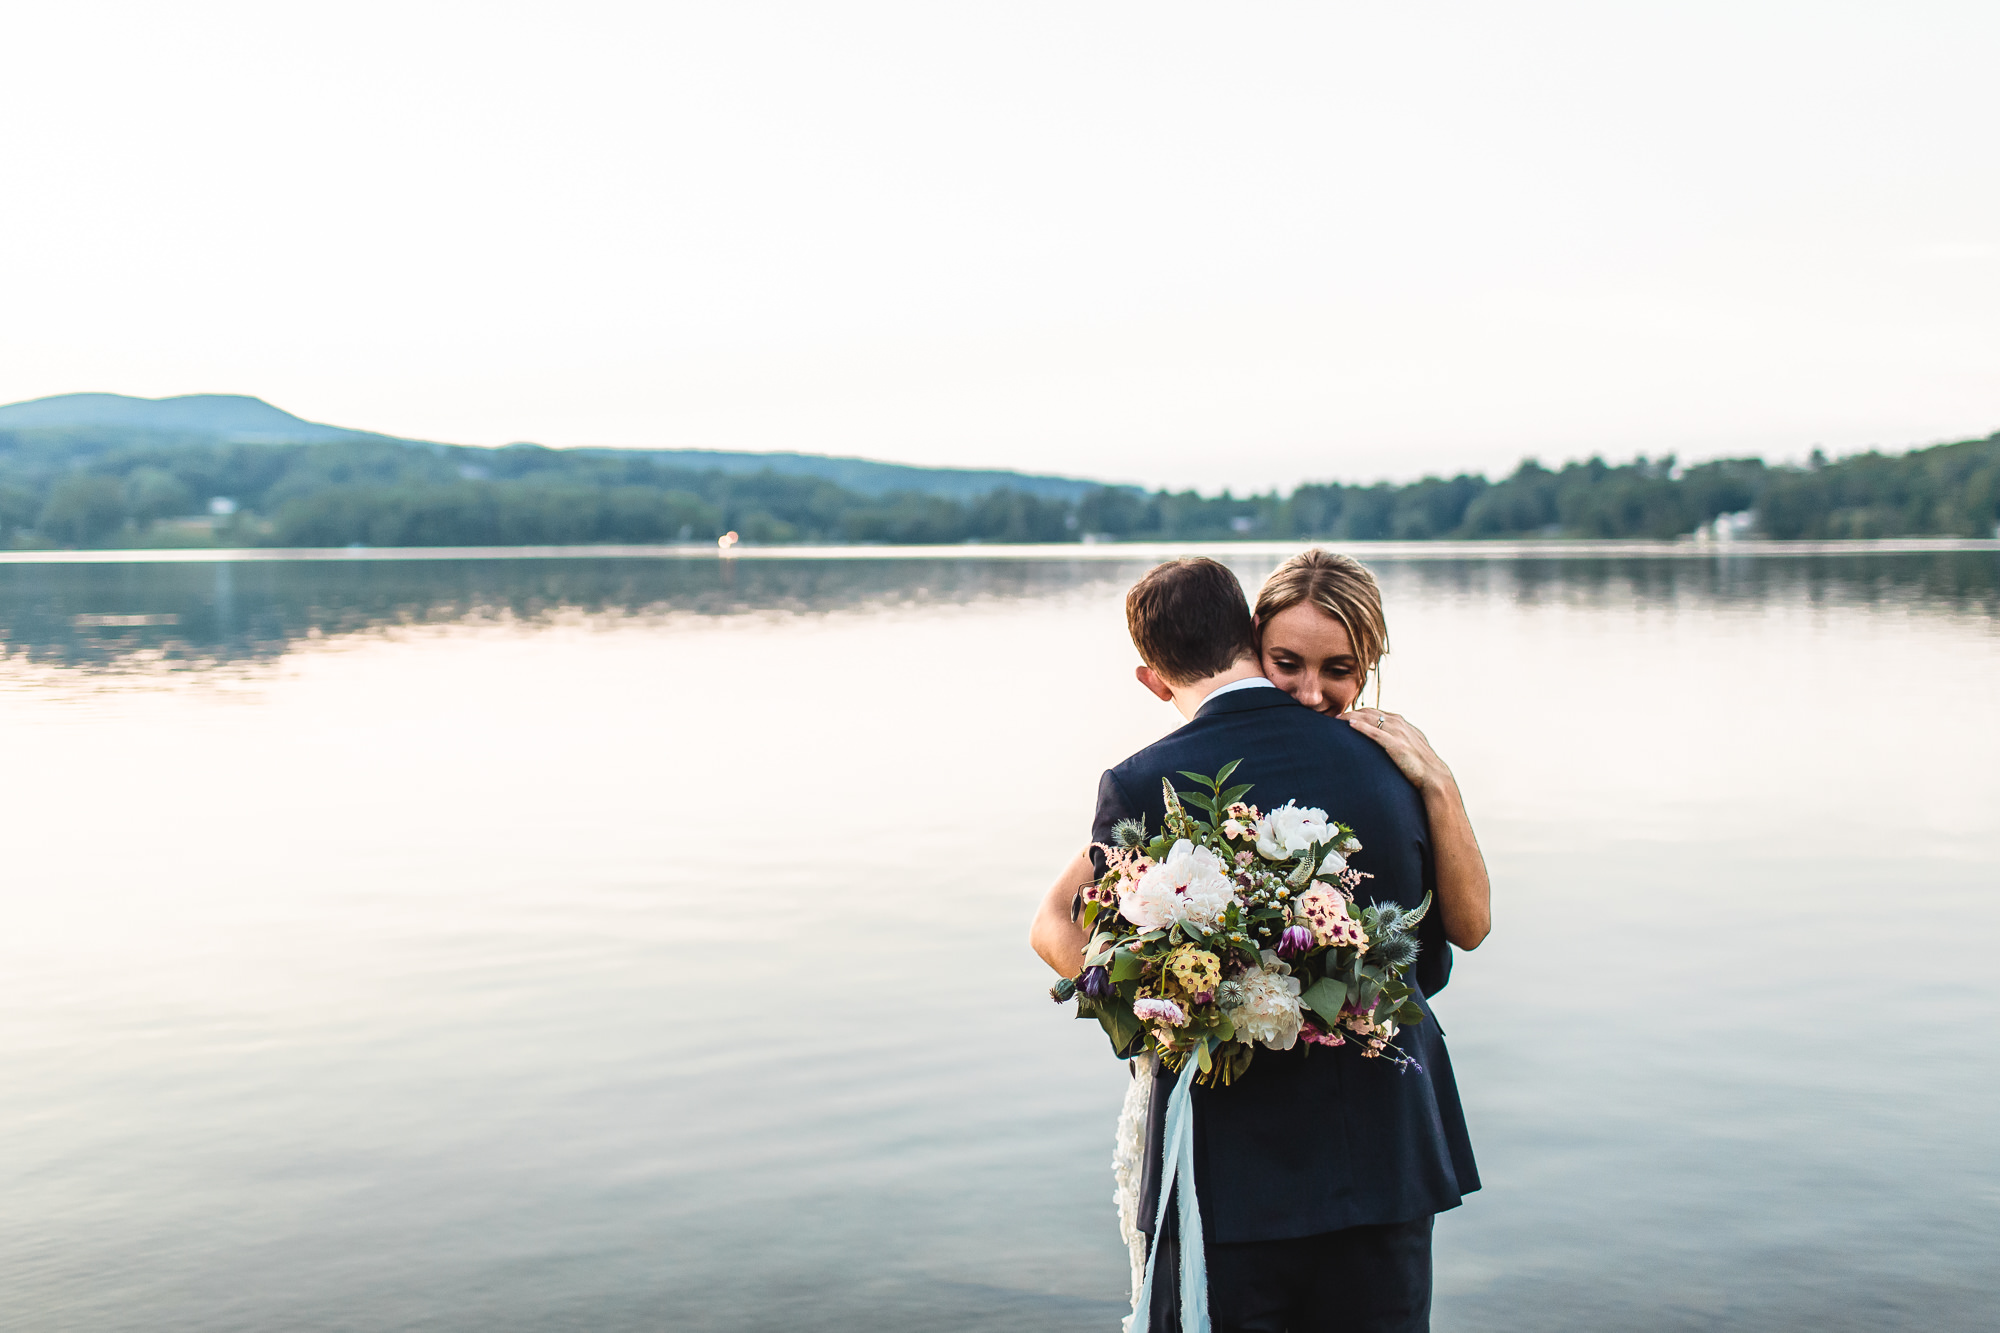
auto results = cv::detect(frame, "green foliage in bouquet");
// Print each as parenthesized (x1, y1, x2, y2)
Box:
(1050, 761, 1430, 1086)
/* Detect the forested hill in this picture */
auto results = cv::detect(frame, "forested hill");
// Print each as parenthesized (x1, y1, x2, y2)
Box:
(0, 392, 1994, 547)
(0, 393, 1103, 501)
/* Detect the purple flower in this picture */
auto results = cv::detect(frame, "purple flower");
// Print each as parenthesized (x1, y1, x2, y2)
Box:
(1275, 924, 1314, 959)
(1078, 965, 1114, 1000)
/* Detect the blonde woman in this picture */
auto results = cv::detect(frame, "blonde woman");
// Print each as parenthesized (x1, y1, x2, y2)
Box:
(1254, 549, 1491, 951)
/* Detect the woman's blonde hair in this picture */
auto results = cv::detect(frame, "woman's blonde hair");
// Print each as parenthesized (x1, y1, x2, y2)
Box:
(1253, 550, 1390, 704)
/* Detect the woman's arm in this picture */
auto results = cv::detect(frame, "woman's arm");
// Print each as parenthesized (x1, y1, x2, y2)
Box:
(1342, 709, 1492, 950)
(1028, 847, 1097, 977)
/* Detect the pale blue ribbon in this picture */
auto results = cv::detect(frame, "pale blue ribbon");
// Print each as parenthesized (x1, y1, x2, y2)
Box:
(1128, 1054, 1210, 1333)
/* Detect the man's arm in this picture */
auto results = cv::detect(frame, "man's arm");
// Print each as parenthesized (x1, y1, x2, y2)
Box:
(1029, 848, 1096, 977)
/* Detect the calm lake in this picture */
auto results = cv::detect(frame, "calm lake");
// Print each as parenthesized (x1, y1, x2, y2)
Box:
(2, 547, 1996, 1332)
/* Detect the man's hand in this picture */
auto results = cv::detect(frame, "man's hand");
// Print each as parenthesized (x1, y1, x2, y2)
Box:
(1029, 848, 1097, 977)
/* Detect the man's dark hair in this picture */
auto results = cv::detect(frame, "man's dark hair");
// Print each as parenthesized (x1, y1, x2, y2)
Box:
(1125, 557, 1258, 686)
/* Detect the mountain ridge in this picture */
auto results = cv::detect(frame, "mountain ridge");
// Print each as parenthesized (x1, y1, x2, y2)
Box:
(0, 392, 356, 442)
(0, 392, 1111, 501)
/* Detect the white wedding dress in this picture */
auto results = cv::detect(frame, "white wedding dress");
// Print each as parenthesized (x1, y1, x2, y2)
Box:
(1112, 1052, 1156, 1332)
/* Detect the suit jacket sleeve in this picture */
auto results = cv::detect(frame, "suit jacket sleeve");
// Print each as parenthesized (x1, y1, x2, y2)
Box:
(1088, 767, 1138, 878)
(1415, 814, 1453, 998)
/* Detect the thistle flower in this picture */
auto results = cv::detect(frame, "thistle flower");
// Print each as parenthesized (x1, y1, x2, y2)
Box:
(1112, 818, 1149, 849)
(1275, 924, 1314, 959)
(1367, 933, 1418, 970)
(1077, 965, 1113, 1000)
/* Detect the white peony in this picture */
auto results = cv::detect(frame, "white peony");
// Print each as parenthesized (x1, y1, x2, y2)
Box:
(1254, 801, 1332, 861)
(1222, 950, 1304, 1049)
(1118, 839, 1238, 932)
(1318, 849, 1347, 876)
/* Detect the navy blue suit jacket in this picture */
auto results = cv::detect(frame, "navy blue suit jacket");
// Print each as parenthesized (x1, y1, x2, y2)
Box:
(1092, 684, 1479, 1243)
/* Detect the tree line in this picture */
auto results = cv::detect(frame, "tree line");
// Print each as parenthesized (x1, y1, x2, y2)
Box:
(0, 427, 1994, 548)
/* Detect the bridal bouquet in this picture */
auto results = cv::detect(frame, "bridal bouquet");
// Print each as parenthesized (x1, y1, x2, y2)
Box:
(1051, 761, 1429, 1086)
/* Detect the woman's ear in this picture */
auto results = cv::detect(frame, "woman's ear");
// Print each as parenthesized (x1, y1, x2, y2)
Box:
(1134, 664, 1176, 703)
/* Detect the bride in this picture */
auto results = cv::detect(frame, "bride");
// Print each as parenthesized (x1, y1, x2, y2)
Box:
(1251, 549, 1490, 953)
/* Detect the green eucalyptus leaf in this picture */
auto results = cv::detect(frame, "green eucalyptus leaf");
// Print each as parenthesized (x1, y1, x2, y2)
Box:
(1300, 977, 1348, 1027)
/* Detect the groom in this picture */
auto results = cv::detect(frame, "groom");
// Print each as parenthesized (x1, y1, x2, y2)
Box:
(1030, 557, 1478, 1333)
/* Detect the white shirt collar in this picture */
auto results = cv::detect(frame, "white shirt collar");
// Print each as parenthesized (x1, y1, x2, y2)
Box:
(1201, 676, 1279, 705)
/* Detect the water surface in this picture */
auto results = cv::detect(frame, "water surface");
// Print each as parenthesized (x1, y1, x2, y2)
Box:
(2, 549, 1995, 1331)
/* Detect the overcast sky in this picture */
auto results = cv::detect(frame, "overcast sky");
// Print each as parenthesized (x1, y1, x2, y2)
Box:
(1, 2, 1994, 492)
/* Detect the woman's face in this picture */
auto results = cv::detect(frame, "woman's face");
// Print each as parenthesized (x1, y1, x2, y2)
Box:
(1259, 601, 1363, 715)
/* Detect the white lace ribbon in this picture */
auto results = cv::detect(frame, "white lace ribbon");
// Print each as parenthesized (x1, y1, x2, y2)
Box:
(1126, 1055, 1210, 1333)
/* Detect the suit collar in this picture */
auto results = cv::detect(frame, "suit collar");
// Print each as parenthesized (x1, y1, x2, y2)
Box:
(1194, 684, 1303, 720)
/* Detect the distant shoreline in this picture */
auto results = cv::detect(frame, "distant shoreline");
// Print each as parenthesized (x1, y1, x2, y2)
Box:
(1, 537, 1994, 566)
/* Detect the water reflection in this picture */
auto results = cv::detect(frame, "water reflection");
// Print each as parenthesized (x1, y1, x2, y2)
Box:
(0, 557, 1138, 675)
(1374, 550, 2000, 617)
(2, 549, 1994, 678)
(0, 549, 1994, 1332)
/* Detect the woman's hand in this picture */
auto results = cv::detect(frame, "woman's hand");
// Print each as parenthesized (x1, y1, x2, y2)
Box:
(1341, 707, 1450, 794)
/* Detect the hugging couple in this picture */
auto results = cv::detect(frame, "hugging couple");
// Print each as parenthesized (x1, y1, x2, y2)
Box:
(1030, 551, 1491, 1333)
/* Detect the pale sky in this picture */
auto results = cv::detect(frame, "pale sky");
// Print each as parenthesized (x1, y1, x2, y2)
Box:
(1, 2, 1995, 493)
